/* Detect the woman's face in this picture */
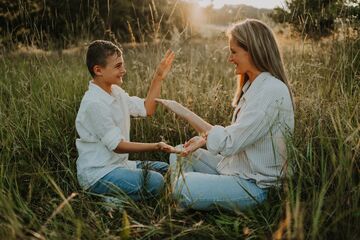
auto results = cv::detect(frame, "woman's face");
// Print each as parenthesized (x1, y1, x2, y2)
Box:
(228, 37, 252, 75)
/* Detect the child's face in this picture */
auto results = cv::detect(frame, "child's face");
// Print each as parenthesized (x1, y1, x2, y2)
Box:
(100, 53, 126, 85)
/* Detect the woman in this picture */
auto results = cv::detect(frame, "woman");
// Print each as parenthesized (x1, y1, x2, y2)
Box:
(157, 19, 295, 211)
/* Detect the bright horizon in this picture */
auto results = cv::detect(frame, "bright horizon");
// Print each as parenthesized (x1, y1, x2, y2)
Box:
(195, 0, 286, 9)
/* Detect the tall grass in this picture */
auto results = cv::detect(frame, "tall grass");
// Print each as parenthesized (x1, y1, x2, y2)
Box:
(0, 36, 359, 239)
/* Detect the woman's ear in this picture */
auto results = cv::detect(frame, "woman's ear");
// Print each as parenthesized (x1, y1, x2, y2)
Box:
(93, 65, 103, 77)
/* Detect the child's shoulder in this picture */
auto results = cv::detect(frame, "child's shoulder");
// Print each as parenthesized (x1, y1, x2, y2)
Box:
(111, 85, 131, 99)
(79, 90, 107, 109)
(111, 84, 126, 95)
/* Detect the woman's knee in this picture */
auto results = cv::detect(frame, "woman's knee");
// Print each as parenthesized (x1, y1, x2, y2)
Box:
(172, 173, 196, 207)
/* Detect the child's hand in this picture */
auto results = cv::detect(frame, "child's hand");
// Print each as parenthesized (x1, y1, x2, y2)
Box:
(157, 142, 183, 154)
(181, 136, 206, 157)
(154, 49, 175, 80)
(155, 98, 189, 118)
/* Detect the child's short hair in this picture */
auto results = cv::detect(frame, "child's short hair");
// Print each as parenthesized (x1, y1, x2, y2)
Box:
(86, 40, 122, 77)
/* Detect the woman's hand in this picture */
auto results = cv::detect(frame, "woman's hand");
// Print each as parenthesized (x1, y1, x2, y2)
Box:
(181, 136, 206, 157)
(154, 49, 175, 80)
(157, 142, 183, 154)
(155, 98, 189, 118)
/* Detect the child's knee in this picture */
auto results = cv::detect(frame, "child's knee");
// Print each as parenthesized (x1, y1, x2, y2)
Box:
(147, 171, 165, 195)
(156, 161, 169, 174)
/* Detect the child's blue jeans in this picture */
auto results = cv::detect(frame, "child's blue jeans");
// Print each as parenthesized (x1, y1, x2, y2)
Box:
(170, 148, 268, 211)
(89, 161, 169, 201)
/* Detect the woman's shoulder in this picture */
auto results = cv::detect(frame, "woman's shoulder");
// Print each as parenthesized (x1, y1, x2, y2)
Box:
(262, 75, 290, 95)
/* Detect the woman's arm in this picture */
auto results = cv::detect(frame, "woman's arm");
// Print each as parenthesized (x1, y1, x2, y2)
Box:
(114, 140, 181, 154)
(144, 50, 175, 116)
(156, 98, 213, 134)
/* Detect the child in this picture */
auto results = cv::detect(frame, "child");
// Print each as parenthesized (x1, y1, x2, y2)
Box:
(75, 40, 180, 200)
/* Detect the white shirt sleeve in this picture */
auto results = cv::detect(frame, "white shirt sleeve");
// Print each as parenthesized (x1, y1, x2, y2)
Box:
(85, 102, 125, 151)
(207, 92, 284, 157)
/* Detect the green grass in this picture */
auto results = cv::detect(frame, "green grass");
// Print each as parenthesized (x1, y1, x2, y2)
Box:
(0, 38, 359, 239)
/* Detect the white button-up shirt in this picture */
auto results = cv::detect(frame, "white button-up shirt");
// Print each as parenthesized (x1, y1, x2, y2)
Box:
(207, 72, 294, 188)
(75, 82, 147, 189)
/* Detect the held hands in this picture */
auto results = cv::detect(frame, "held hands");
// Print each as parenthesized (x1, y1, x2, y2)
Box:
(181, 136, 207, 157)
(157, 142, 183, 154)
(154, 49, 175, 80)
(155, 98, 189, 118)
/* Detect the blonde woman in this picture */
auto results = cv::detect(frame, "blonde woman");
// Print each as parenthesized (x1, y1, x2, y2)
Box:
(157, 19, 295, 211)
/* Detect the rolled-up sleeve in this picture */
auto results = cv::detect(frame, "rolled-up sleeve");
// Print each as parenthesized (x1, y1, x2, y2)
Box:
(85, 102, 125, 151)
(128, 95, 147, 117)
(207, 94, 282, 157)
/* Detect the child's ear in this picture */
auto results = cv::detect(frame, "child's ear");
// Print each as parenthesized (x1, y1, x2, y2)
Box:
(93, 65, 103, 77)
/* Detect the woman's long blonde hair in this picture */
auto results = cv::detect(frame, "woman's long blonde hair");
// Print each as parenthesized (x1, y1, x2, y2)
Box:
(227, 19, 294, 109)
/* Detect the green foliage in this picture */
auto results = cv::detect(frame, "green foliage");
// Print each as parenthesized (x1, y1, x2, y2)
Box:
(0, 37, 359, 238)
(270, 0, 360, 39)
(0, 0, 186, 49)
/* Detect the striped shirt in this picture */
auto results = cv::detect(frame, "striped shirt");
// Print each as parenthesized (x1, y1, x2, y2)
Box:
(206, 72, 294, 188)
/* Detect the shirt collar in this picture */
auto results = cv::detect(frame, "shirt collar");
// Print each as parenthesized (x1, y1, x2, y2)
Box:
(242, 80, 251, 94)
(88, 81, 115, 104)
(243, 72, 272, 100)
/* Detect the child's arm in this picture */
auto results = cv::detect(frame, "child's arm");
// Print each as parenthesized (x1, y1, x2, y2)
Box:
(144, 50, 175, 116)
(156, 99, 213, 134)
(114, 140, 181, 154)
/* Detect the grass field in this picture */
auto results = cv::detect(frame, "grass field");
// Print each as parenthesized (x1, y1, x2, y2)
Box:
(0, 36, 359, 239)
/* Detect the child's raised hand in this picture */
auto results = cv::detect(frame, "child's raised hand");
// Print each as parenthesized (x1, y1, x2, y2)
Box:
(154, 49, 175, 80)
(157, 142, 183, 154)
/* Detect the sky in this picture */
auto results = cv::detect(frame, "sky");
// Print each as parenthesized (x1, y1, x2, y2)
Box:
(195, 0, 286, 9)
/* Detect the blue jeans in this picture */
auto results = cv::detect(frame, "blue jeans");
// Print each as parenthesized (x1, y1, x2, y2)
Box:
(170, 147, 268, 211)
(89, 161, 169, 201)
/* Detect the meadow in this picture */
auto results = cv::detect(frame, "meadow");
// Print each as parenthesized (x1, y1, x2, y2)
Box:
(0, 34, 359, 239)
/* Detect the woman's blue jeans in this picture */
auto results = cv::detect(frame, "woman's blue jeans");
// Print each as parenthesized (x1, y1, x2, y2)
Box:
(89, 161, 169, 201)
(170, 148, 268, 211)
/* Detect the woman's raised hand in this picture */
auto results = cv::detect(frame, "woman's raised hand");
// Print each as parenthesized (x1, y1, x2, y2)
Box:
(155, 98, 189, 118)
(181, 136, 206, 157)
(154, 49, 175, 80)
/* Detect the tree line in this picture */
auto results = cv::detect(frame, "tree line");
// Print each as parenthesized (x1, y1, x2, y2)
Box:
(270, 0, 360, 39)
(0, 0, 190, 49)
(1, 0, 359, 50)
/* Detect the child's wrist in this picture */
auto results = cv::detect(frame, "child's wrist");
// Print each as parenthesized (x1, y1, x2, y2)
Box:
(153, 72, 164, 81)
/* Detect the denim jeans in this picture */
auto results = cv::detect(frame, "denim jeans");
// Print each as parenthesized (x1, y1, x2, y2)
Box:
(89, 161, 169, 201)
(170, 147, 268, 211)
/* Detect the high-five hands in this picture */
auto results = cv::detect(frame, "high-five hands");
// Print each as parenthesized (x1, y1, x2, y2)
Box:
(154, 50, 175, 80)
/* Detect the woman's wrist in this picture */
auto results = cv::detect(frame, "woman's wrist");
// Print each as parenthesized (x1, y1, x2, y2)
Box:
(199, 131, 208, 140)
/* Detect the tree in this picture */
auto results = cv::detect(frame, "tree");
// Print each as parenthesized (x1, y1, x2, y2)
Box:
(270, 0, 360, 39)
(0, 0, 187, 49)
